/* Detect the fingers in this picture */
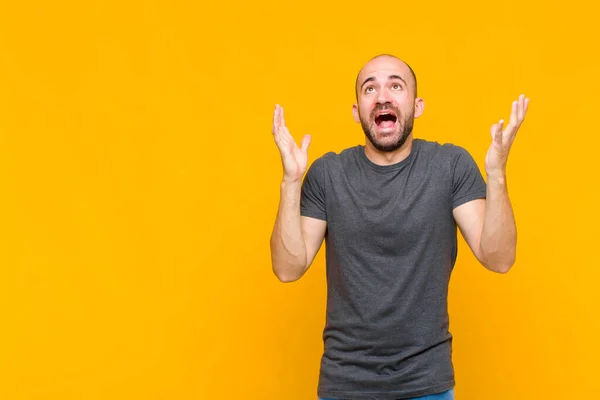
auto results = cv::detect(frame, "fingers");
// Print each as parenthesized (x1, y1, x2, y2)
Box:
(492, 94, 530, 144)
(510, 94, 529, 140)
(491, 120, 504, 144)
(272, 104, 295, 153)
(273, 104, 285, 140)
(301, 134, 311, 152)
(521, 95, 530, 121)
(509, 100, 518, 128)
(506, 94, 529, 124)
(273, 104, 288, 132)
(272, 104, 280, 135)
(501, 100, 518, 142)
(273, 105, 311, 155)
(517, 95, 524, 121)
(515, 94, 529, 124)
(272, 105, 286, 148)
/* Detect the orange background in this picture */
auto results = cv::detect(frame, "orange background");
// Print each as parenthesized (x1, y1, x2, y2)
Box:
(0, 0, 598, 399)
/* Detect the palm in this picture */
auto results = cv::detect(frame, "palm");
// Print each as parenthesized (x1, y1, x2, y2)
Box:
(485, 95, 529, 176)
(272, 105, 311, 182)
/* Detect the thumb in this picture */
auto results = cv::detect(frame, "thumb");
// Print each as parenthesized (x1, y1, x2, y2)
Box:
(301, 134, 311, 152)
(490, 120, 503, 143)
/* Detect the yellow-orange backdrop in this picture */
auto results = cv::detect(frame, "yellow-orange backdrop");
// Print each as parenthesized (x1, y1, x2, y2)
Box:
(0, 0, 598, 399)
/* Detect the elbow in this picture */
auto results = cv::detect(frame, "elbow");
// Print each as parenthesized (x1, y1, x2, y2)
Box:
(269, 238, 308, 283)
(483, 256, 515, 274)
(480, 249, 515, 274)
(274, 271, 302, 283)
(272, 267, 304, 283)
(491, 263, 513, 274)
(271, 253, 307, 283)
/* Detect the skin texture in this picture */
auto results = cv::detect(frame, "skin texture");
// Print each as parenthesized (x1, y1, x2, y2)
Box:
(352, 55, 424, 165)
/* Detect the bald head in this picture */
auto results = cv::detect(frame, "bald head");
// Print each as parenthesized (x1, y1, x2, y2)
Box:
(355, 54, 418, 100)
(351, 54, 424, 153)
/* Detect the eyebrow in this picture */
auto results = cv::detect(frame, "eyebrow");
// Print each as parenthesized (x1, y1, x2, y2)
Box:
(360, 75, 408, 91)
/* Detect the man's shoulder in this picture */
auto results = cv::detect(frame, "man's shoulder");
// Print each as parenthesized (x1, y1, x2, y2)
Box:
(311, 145, 362, 166)
(415, 138, 472, 160)
(416, 138, 463, 151)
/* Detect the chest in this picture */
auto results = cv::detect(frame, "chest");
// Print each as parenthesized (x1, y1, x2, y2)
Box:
(325, 164, 455, 245)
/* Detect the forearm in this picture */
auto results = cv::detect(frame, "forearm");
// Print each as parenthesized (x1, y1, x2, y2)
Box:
(270, 180, 308, 282)
(480, 173, 516, 273)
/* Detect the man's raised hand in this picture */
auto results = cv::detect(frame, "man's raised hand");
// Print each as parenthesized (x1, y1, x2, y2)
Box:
(272, 104, 311, 183)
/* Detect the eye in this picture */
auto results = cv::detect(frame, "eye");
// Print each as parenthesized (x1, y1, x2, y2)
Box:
(365, 86, 375, 93)
(392, 83, 402, 90)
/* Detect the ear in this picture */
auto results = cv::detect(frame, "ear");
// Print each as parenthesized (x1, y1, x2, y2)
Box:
(414, 97, 425, 118)
(352, 103, 361, 123)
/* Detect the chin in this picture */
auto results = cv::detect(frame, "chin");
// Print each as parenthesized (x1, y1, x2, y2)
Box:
(369, 129, 408, 152)
(361, 115, 414, 153)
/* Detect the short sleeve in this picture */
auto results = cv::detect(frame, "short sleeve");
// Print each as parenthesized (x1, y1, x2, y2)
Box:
(452, 146, 487, 209)
(300, 157, 327, 221)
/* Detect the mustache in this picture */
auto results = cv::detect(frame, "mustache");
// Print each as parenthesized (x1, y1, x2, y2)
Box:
(370, 102, 401, 119)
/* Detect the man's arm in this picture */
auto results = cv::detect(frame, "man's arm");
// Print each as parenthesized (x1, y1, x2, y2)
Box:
(453, 94, 529, 274)
(453, 182, 515, 273)
(270, 182, 326, 282)
(269, 105, 327, 282)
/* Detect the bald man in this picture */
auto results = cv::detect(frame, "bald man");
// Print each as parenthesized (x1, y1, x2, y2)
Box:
(270, 54, 529, 400)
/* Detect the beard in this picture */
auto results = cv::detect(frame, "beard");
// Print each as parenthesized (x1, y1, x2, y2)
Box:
(360, 102, 414, 152)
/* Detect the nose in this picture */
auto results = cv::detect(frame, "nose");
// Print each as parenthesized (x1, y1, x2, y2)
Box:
(376, 87, 392, 104)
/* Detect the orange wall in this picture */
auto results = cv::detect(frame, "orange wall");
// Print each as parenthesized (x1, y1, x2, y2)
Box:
(0, 0, 598, 399)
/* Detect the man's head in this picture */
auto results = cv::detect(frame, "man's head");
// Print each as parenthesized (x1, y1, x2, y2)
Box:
(352, 54, 424, 152)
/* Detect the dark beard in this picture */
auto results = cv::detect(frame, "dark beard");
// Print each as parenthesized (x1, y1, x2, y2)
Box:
(360, 108, 414, 152)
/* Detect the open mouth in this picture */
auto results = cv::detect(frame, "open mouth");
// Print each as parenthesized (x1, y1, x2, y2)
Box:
(374, 111, 398, 129)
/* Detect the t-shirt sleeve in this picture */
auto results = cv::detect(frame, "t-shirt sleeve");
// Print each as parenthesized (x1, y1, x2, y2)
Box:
(300, 157, 327, 221)
(452, 146, 487, 209)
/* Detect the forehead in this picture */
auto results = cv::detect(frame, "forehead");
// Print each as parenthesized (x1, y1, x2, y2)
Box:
(357, 57, 411, 86)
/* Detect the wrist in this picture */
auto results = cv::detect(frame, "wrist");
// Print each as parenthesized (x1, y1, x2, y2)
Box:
(281, 177, 303, 186)
(486, 171, 507, 184)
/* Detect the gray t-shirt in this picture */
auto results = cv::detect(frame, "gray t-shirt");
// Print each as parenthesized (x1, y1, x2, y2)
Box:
(300, 138, 487, 400)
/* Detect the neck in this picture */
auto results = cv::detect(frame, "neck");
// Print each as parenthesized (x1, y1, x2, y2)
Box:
(364, 135, 415, 166)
